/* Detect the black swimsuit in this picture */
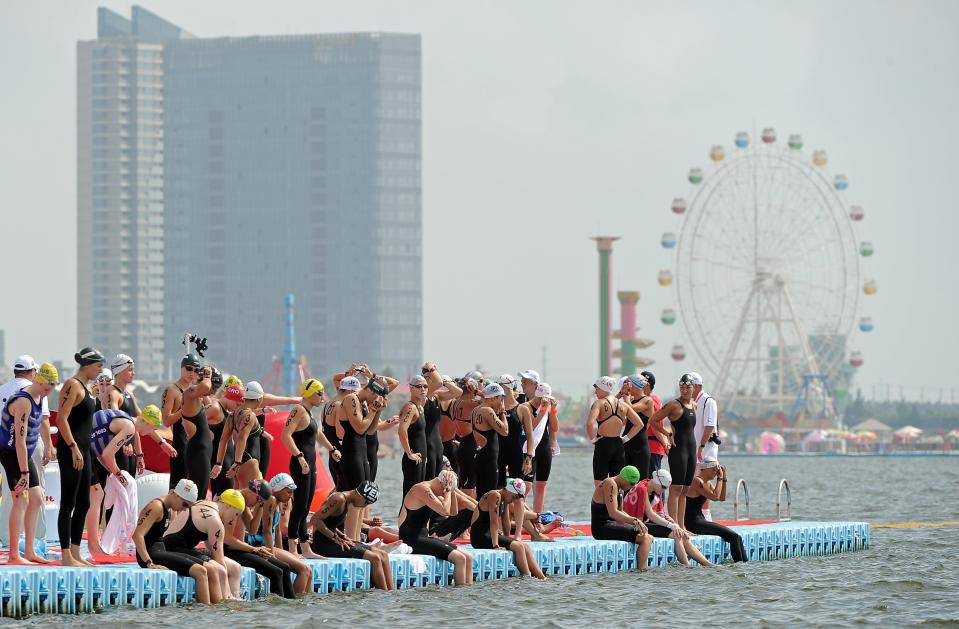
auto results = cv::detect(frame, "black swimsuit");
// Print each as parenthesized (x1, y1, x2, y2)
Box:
(590, 489, 640, 543)
(168, 384, 188, 490)
(136, 499, 208, 576)
(322, 400, 343, 489)
(162, 504, 213, 563)
(290, 405, 318, 543)
(472, 410, 500, 497)
(401, 404, 428, 498)
(453, 400, 477, 490)
(209, 406, 235, 496)
(184, 403, 212, 499)
(309, 499, 372, 560)
(423, 397, 444, 478)
(469, 496, 516, 549)
(667, 400, 697, 486)
(592, 399, 626, 481)
(57, 378, 95, 548)
(498, 404, 525, 486)
(399, 503, 457, 561)
(624, 396, 651, 479)
(339, 400, 368, 491)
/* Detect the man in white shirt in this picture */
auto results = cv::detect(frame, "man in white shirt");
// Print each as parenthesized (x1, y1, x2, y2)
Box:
(0, 355, 54, 545)
(688, 372, 718, 521)
(687, 372, 718, 464)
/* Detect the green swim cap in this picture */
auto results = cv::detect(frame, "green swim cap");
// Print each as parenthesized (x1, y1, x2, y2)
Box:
(619, 465, 641, 484)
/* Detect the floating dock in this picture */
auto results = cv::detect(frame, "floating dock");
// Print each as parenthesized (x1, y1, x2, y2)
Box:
(0, 520, 870, 617)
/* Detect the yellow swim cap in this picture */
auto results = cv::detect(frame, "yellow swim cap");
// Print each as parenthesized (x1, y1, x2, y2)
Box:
(220, 489, 246, 511)
(224, 374, 243, 389)
(140, 404, 162, 427)
(300, 378, 324, 398)
(36, 363, 59, 386)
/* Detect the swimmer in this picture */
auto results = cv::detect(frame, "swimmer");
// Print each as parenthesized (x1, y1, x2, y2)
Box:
(225, 480, 296, 598)
(266, 473, 314, 592)
(520, 375, 558, 512)
(0, 363, 58, 564)
(420, 363, 462, 478)
(471, 383, 510, 497)
(399, 471, 473, 585)
(631, 468, 715, 567)
(685, 458, 746, 562)
(280, 378, 340, 558)
(163, 490, 246, 599)
(56, 347, 104, 566)
(102, 354, 143, 477)
(619, 374, 654, 479)
(589, 465, 654, 571)
(309, 481, 395, 591)
(398, 375, 429, 499)
(162, 354, 200, 490)
(451, 373, 482, 496)
(225, 381, 269, 486)
(587, 376, 642, 486)
(469, 478, 546, 579)
(180, 364, 213, 499)
(494, 374, 534, 488)
(205, 368, 235, 497)
(133, 479, 224, 604)
(648, 374, 698, 526)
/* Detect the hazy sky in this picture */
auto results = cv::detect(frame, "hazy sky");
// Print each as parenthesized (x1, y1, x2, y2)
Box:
(2, 1, 956, 399)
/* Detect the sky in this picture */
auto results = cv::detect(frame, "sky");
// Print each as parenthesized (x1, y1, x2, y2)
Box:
(1, 0, 957, 400)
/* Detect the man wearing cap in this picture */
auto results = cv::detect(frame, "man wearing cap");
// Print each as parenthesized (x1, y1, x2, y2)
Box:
(133, 479, 228, 604)
(0, 356, 54, 547)
(309, 481, 395, 590)
(162, 354, 200, 489)
(689, 372, 719, 464)
(224, 479, 297, 599)
(0, 363, 59, 564)
(469, 477, 546, 579)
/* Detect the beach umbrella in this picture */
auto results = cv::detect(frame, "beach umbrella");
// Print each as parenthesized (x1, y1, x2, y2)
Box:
(759, 431, 785, 454)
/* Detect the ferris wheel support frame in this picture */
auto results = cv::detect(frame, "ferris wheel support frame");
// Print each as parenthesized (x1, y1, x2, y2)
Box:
(714, 272, 826, 414)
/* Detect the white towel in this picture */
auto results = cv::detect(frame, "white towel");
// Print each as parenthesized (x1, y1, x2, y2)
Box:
(523, 403, 551, 455)
(101, 471, 138, 554)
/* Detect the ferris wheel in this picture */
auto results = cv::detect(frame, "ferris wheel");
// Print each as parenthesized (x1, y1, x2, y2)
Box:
(657, 128, 877, 419)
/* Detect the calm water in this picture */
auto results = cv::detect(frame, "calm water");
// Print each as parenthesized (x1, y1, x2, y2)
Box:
(31, 453, 959, 627)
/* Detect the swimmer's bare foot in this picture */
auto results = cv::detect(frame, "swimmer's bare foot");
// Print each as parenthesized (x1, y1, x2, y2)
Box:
(24, 553, 51, 564)
(7, 555, 36, 565)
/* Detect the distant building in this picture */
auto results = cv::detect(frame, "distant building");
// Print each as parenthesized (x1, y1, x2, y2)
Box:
(78, 8, 422, 382)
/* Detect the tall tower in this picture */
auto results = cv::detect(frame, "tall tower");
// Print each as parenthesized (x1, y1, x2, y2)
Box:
(591, 237, 620, 376)
(617, 291, 639, 375)
(76, 7, 186, 382)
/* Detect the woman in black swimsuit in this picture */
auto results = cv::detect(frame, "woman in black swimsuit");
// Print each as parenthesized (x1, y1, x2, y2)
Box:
(621, 374, 654, 479)
(182, 365, 213, 499)
(133, 479, 224, 604)
(281, 378, 340, 557)
(399, 376, 429, 499)
(309, 482, 394, 590)
(685, 458, 747, 562)
(55, 347, 103, 566)
(470, 479, 546, 579)
(399, 471, 473, 585)
(471, 383, 509, 497)
(648, 373, 698, 525)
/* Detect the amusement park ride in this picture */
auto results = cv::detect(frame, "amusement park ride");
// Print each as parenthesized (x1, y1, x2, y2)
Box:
(656, 128, 876, 426)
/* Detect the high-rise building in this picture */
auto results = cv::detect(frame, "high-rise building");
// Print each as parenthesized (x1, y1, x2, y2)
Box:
(78, 7, 422, 382)
(76, 7, 185, 381)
